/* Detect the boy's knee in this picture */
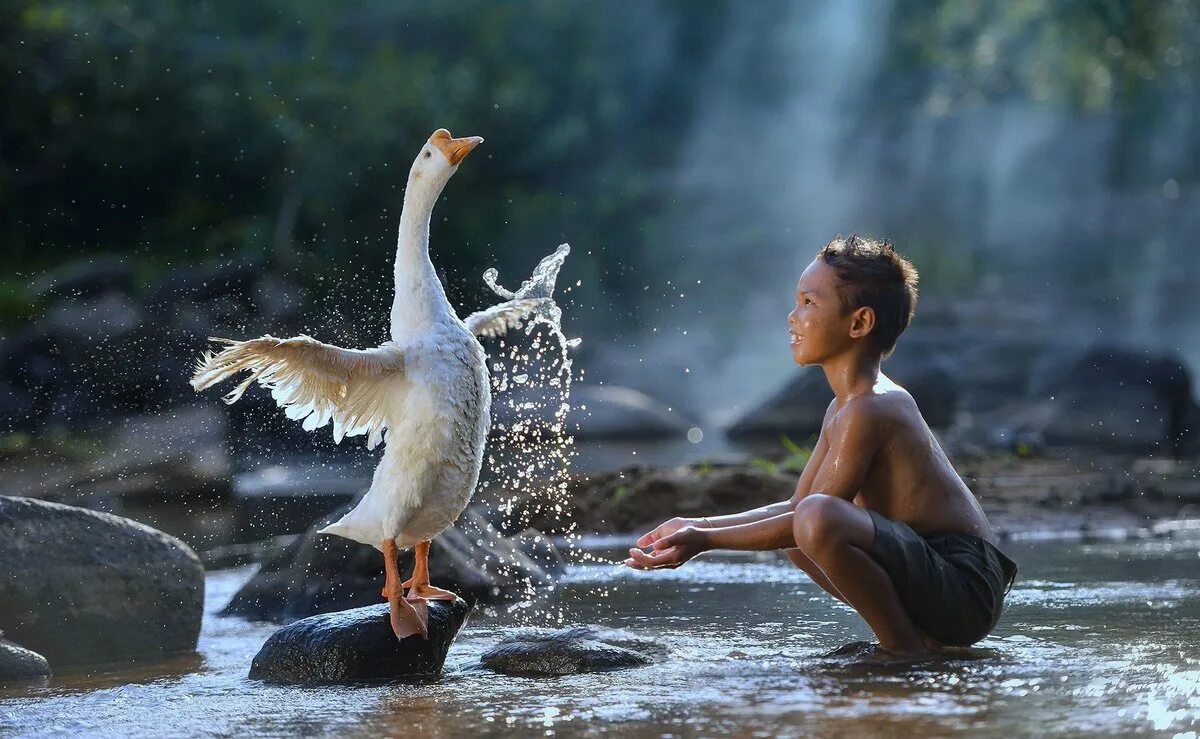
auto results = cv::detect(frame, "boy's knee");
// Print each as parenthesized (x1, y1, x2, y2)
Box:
(792, 493, 847, 554)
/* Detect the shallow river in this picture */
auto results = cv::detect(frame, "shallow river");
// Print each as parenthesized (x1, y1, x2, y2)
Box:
(4, 535, 1199, 737)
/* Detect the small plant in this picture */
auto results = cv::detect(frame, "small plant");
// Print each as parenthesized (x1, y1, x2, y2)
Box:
(778, 434, 814, 474)
(749, 435, 815, 476)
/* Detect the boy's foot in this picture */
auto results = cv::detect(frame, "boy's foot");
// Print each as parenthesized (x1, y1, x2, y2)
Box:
(821, 640, 933, 666)
(868, 645, 934, 666)
(821, 640, 875, 659)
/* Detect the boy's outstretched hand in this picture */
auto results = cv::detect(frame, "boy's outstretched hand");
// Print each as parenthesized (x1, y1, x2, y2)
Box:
(624, 517, 710, 570)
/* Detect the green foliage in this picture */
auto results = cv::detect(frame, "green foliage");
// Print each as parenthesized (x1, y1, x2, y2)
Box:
(1, 0, 1193, 322)
(0, 428, 103, 462)
(0, 0, 752, 323)
(749, 434, 814, 476)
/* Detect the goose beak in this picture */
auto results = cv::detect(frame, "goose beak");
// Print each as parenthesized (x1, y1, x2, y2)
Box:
(430, 128, 484, 166)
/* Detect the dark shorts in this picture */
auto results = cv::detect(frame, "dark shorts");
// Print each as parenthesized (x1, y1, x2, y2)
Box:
(868, 510, 1019, 647)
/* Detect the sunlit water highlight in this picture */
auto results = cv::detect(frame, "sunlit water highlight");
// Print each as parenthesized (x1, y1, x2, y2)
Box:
(4, 535, 1198, 737)
(475, 242, 621, 623)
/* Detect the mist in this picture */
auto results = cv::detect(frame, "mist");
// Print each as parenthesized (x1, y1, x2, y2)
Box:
(575, 0, 1200, 425)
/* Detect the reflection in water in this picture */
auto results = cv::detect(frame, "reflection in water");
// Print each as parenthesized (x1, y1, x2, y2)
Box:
(2, 536, 1199, 736)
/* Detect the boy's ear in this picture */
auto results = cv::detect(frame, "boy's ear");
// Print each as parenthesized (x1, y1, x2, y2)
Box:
(848, 306, 875, 339)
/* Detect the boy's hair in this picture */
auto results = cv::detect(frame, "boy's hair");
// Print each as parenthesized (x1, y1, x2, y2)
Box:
(817, 234, 919, 359)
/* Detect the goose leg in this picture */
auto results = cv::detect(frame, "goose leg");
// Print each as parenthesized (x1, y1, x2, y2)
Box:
(381, 539, 428, 640)
(406, 540, 460, 601)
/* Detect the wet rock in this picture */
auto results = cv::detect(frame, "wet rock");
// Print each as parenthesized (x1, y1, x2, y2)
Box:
(249, 600, 471, 684)
(0, 632, 51, 681)
(0, 496, 204, 667)
(481, 626, 656, 676)
(222, 505, 562, 622)
(500, 625, 669, 659)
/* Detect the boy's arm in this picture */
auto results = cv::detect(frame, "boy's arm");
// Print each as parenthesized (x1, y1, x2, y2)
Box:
(698, 400, 836, 528)
(628, 401, 882, 567)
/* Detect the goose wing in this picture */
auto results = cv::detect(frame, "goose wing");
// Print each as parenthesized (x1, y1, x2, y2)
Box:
(464, 298, 549, 339)
(191, 335, 405, 449)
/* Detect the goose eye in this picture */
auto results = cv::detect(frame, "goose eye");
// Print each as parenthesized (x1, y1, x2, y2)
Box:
(423, 151, 431, 158)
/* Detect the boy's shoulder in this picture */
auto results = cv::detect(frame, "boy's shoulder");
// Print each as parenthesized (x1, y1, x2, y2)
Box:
(822, 384, 923, 435)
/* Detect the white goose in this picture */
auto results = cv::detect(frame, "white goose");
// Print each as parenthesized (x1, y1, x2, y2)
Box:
(192, 129, 549, 640)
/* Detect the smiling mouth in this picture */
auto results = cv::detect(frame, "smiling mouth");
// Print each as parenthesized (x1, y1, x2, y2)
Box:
(789, 333, 802, 346)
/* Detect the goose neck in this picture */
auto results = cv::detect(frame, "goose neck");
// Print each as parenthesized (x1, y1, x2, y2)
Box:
(391, 186, 454, 338)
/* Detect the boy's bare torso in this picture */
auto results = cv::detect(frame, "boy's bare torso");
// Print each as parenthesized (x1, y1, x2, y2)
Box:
(799, 373, 993, 542)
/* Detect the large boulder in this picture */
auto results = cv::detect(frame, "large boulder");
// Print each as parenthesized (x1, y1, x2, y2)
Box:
(0, 632, 51, 681)
(0, 496, 204, 667)
(222, 504, 564, 623)
(492, 384, 692, 441)
(481, 626, 659, 676)
(31, 255, 135, 301)
(989, 346, 1194, 453)
(727, 352, 958, 441)
(249, 600, 471, 684)
(954, 338, 1046, 413)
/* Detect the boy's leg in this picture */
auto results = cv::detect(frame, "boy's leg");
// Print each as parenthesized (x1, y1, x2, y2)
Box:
(791, 494, 927, 655)
(784, 549, 849, 605)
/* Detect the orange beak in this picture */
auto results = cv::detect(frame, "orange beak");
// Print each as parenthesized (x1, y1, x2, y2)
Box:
(429, 128, 483, 166)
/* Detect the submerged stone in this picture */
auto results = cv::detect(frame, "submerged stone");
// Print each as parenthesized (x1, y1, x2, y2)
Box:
(0, 635, 51, 681)
(480, 625, 658, 676)
(249, 600, 472, 684)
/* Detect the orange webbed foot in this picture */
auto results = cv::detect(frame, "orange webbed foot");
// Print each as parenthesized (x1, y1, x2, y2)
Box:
(409, 583, 460, 601)
(387, 593, 429, 640)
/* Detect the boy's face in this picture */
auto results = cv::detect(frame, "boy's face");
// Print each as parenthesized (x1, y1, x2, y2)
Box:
(787, 259, 854, 366)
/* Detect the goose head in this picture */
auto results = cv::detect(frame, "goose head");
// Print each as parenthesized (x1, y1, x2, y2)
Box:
(407, 128, 484, 195)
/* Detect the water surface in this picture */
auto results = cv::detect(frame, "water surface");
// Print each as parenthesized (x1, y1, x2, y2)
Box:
(3, 535, 1199, 737)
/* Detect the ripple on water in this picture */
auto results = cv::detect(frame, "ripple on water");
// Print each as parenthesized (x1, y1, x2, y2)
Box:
(2, 538, 1199, 736)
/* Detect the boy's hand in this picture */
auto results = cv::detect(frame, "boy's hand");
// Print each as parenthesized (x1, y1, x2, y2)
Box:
(634, 516, 701, 551)
(624, 525, 709, 570)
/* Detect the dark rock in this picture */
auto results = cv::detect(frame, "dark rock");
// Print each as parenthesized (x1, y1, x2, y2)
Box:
(0, 496, 204, 667)
(0, 382, 37, 433)
(144, 256, 263, 314)
(222, 504, 563, 623)
(493, 384, 692, 441)
(0, 633, 51, 680)
(727, 351, 958, 440)
(481, 626, 656, 676)
(990, 346, 1194, 454)
(955, 339, 1046, 413)
(568, 385, 692, 439)
(32, 255, 134, 301)
(509, 528, 567, 578)
(40, 292, 142, 343)
(249, 600, 471, 684)
(725, 369, 828, 440)
(498, 625, 669, 659)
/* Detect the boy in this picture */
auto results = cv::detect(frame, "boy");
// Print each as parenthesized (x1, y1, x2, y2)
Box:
(624, 235, 1018, 661)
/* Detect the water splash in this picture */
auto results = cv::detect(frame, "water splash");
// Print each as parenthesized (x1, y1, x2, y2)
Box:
(477, 243, 600, 624)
